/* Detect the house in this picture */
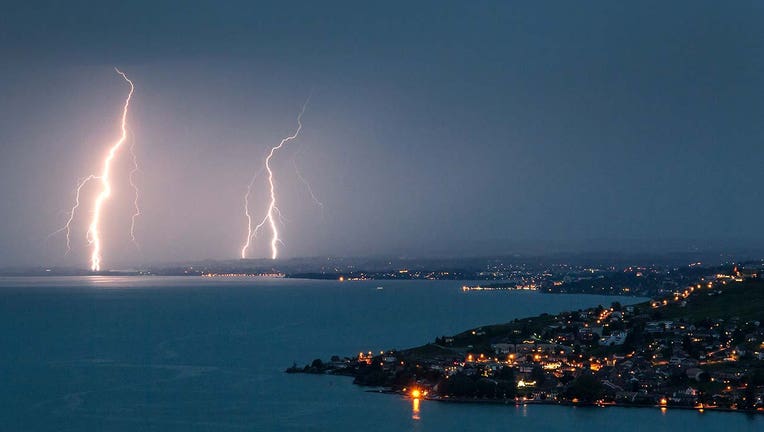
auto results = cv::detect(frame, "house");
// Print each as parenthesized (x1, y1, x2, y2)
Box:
(685, 368, 705, 381)
(492, 343, 514, 354)
(599, 331, 628, 346)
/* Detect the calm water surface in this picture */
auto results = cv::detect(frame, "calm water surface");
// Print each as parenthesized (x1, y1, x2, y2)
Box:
(0, 276, 760, 431)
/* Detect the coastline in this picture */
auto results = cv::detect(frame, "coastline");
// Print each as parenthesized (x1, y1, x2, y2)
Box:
(418, 395, 762, 414)
(361, 386, 764, 415)
(288, 278, 764, 416)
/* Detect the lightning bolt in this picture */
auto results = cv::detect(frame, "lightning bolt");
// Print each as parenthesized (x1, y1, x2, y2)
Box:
(48, 174, 99, 254)
(292, 157, 324, 213)
(51, 68, 135, 271)
(240, 164, 266, 259)
(241, 99, 309, 259)
(87, 68, 135, 271)
(128, 133, 141, 249)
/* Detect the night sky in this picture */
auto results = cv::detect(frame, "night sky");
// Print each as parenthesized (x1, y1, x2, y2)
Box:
(1, 1, 762, 267)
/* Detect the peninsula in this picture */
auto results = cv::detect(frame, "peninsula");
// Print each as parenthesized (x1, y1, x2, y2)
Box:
(288, 272, 764, 413)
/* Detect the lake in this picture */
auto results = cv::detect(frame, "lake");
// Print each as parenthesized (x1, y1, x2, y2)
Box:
(0, 276, 760, 431)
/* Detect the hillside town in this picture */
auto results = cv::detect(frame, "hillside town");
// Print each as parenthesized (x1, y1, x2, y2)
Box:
(289, 269, 764, 413)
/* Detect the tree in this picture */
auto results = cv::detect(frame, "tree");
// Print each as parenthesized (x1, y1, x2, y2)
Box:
(476, 378, 497, 398)
(668, 368, 688, 386)
(439, 372, 477, 397)
(495, 366, 515, 381)
(496, 380, 516, 399)
(559, 372, 575, 385)
(494, 366, 517, 399)
(612, 321, 627, 331)
(740, 383, 757, 411)
(682, 335, 699, 358)
(622, 322, 645, 353)
(531, 365, 546, 386)
(564, 373, 604, 403)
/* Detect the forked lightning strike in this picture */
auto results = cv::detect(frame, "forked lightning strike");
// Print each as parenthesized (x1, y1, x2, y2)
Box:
(128, 138, 141, 248)
(88, 68, 135, 271)
(49, 175, 98, 254)
(241, 100, 309, 259)
(293, 157, 324, 213)
(241, 164, 266, 260)
(51, 68, 137, 271)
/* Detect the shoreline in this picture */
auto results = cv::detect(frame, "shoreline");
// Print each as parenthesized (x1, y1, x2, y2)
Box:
(0, 273, 648, 298)
(288, 279, 764, 417)
(361, 388, 763, 415)
(421, 396, 762, 415)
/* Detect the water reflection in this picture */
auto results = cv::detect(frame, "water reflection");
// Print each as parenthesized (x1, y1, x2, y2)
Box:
(412, 398, 421, 421)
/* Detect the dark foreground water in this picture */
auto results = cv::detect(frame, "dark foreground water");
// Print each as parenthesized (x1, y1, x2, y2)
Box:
(0, 276, 761, 431)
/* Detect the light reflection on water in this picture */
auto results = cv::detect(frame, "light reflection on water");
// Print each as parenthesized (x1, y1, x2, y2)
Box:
(412, 398, 421, 421)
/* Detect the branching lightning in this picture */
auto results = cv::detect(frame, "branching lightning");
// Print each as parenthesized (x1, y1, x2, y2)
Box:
(48, 174, 99, 254)
(241, 164, 266, 260)
(128, 136, 142, 249)
(292, 157, 324, 213)
(87, 68, 135, 271)
(50, 68, 136, 271)
(240, 99, 309, 259)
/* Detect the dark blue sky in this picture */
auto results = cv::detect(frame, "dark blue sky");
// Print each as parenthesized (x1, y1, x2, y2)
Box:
(0, 1, 762, 267)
